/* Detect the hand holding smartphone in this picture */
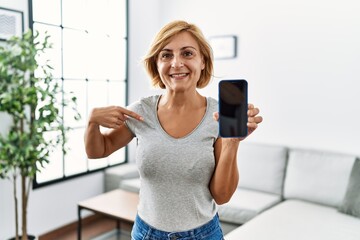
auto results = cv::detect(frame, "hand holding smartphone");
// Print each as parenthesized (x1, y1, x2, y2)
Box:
(218, 79, 248, 138)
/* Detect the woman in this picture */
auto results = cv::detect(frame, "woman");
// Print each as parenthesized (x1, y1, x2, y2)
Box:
(84, 20, 262, 240)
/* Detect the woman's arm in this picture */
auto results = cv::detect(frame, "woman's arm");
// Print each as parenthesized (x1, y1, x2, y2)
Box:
(210, 104, 262, 204)
(84, 106, 143, 159)
(210, 138, 240, 205)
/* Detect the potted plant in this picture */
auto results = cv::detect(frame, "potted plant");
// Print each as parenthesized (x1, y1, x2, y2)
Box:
(0, 30, 80, 240)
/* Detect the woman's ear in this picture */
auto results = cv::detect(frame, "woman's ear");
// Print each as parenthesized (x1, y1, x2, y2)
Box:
(201, 57, 205, 70)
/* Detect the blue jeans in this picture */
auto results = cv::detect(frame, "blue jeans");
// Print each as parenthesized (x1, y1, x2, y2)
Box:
(131, 214, 224, 240)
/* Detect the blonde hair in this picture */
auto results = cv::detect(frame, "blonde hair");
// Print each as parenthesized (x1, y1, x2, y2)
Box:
(143, 20, 213, 89)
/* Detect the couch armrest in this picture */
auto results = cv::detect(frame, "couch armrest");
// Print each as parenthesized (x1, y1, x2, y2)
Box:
(104, 163, 139, 192)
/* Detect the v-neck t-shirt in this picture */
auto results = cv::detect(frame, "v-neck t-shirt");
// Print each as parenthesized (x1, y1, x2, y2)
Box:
(125, 95, 219, 232)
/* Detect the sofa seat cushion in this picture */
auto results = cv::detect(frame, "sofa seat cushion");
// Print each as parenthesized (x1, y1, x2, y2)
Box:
(225, 200, 360, 240)
(120, 178, 140, 193)
(104, 164, 139, 192)
(218, 188, 282, 224)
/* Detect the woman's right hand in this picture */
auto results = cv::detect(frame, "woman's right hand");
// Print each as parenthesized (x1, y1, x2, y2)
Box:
(89, 106, 144, 129)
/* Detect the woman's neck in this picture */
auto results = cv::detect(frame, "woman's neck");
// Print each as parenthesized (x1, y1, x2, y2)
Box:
(159, 90, 205, 111)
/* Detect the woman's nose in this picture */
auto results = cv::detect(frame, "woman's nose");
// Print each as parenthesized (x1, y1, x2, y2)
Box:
(171, 55, 183, 68)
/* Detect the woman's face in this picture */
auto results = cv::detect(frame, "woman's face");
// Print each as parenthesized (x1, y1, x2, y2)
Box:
(156, 31, 205, 93)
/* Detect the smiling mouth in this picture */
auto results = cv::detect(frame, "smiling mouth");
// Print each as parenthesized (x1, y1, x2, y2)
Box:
(169, 73, 189, 78)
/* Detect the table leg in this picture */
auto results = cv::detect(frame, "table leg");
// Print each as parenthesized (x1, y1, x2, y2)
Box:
(77, 206, 82, 240)
(116, 220, 120, 239)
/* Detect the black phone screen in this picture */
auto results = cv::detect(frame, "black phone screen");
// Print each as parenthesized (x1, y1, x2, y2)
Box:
(218, 79, 248, 138)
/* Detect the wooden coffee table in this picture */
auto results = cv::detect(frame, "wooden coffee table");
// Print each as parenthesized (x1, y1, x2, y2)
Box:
(77, 189, 139, 240)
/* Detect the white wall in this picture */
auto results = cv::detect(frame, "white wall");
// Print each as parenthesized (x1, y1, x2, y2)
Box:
(0, 173, 104, 239)
(142, 0, 359, 156)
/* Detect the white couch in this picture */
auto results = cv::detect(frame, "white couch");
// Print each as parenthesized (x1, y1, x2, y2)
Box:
(104, 142, 360, 239)
(225, 143, 360, 240)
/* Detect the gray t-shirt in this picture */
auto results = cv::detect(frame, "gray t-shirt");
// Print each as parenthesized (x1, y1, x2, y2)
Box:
(125, 95, 219, 232)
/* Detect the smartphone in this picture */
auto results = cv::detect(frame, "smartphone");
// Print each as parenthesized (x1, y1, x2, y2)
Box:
(218, 79, 248, 138)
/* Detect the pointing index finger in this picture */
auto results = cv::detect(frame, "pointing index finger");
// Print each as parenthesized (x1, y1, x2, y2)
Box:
(122, 108, 144, 121)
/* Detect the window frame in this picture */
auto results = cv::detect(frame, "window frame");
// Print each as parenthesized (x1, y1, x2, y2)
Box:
(29, 0, 130, 189)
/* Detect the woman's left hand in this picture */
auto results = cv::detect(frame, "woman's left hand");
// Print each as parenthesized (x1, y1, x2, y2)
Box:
(213, 103, 263, 141)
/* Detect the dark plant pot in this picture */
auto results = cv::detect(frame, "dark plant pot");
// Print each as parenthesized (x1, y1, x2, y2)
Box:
(9, 235, 36, 240)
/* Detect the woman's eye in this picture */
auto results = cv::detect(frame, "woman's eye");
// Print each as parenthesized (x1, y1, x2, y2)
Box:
(183, 51, 193, 57)
(161, 53, 173, 59)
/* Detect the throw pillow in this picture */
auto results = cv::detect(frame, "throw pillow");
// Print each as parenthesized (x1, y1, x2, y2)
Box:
(339, 158, 360, 218)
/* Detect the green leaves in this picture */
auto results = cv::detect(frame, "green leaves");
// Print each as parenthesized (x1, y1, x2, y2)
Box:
(0, 29, 80, 180)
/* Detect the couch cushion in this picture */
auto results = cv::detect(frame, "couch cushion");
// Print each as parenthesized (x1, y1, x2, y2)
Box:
(225, 200, 360, 240)
(104, 163, 139, 191)
(237, 142, 288, 195)
(120, 178, 140, 193)
(218, 188, 282, 224)
(284, 149, 356, 207)
(339, 158, 360, 218)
